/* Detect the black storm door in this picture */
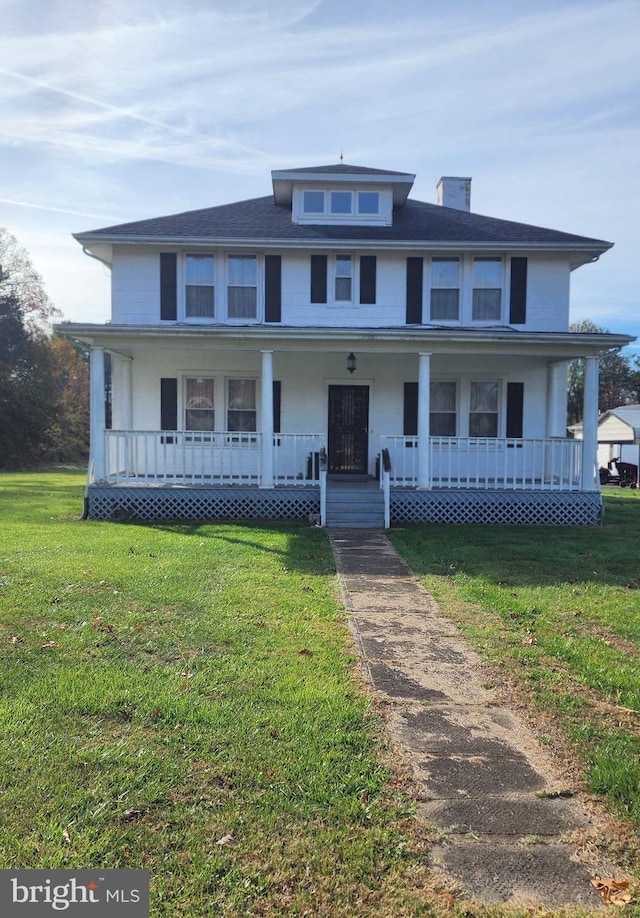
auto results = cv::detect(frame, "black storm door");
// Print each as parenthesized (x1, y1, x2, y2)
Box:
(328, 385, 369, 474)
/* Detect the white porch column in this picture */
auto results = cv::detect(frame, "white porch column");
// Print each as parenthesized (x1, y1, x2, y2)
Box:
(546, 361, 569, 437)
(417, 352, 431, 489)
(260, 349, 274, 488)
(581, 356, 599, 491)
(120, 356, 132, 430)
(90, 346, 106, 482)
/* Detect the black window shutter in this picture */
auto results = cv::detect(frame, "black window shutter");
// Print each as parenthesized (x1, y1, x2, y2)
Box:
(265, 255, 282, 322)
(406, 257, 423, 324)
(404, 382, 418, 435)
(509, 257, 527, 324)
(359, 256, 376, 304)
(310, 255, 327, 303)
(160, 253, 177, 321)
(273, 380, 281, 433)
(506, 382, 524, 438)
(160, 378, 178, 430)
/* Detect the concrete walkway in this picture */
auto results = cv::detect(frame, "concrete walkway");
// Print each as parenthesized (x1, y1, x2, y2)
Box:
(330, 529, 623, 910)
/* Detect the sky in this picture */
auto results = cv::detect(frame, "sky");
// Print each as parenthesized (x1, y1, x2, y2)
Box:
(1, 0, 638, 354)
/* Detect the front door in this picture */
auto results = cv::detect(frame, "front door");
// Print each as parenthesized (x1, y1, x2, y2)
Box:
(328, 385, 369, 474)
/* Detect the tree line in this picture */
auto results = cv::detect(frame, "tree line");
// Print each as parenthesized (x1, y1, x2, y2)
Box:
(1, 230, 639, 469)
(0, 229, 89, 469)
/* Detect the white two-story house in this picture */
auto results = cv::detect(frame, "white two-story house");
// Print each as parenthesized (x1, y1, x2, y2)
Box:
(59, 163, 634, 526)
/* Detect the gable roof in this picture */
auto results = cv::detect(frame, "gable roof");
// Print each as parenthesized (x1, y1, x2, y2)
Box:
(602, 405, 640, 440)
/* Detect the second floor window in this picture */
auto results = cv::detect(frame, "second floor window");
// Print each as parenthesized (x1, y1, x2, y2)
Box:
(430, 258, 460, 321)
(228, 256, 257, 318)
(185, 255, 215, 318)
(335, 255, 352, 301)
(472, 258, 502, 321)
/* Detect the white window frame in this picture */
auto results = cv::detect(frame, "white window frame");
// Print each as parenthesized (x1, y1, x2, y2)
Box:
(183, 253, 216, 322)
(226, 254, 260, 322)
(429, 257, 461, 322)
(184, 376, 216, 432)
(333, 254, 353, 303)
(294, 187, 390, 225)
(226, 377, 258, 432)
(471, 257, 504, 322)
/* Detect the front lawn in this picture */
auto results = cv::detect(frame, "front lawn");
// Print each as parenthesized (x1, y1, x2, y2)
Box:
(0, 470, 434, 916)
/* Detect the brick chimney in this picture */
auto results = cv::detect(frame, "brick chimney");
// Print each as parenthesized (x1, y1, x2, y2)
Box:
(436, 176, 472, 211)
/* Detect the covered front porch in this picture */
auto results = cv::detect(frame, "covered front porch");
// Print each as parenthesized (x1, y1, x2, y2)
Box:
(78, 324, 608, 526)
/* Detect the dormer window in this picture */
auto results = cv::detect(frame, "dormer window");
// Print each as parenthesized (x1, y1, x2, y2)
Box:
(295, 186, 388, 225)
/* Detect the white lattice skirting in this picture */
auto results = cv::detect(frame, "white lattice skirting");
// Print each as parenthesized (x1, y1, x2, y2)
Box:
(88, 486, 602, 526)
(390, 489, 603, 526)
(88, 486, 321, 522)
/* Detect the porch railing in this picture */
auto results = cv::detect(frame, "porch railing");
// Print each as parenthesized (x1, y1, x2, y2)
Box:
(103, 431, 324, 486)
(380, 436, 582, 491)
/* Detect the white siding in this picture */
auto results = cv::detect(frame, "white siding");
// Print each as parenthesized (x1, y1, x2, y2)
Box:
(112, 246, 164, 325)
(109, 247, 573, 333)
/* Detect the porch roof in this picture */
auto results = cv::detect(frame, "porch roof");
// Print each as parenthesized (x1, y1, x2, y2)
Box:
(57, 322, 635, 362)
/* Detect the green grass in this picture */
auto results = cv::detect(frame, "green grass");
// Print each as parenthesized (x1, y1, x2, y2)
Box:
(389, 490, 640, 865)
(3, 471, 640, 916)
(0, 470, 438, 917)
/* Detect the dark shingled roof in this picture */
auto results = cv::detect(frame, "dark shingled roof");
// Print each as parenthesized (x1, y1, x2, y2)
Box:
(275, 163, 414, 177)
(75, 195, 611, 249)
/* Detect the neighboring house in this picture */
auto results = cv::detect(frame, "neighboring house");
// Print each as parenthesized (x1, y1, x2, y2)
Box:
(570, 405, 640, 481)
(57, 162, 635, 527)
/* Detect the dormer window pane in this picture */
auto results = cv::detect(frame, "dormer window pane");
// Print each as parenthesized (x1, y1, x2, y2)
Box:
(330, 191, 352, 214)
(358, 192, 379, 214)
(303, 191, 325, 213)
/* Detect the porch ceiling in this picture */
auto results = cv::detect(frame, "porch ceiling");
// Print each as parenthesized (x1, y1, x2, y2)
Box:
(57, 322, 635, 362)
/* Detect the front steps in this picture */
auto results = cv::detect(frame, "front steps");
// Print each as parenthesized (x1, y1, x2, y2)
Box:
(325, 479, 385, 528)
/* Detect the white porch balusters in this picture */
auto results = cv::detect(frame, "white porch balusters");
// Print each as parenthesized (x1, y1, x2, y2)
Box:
(260, 349, 274, 488)
(417, 352, 431, 489)
(90, 346, 106, 482)
(581, 355, 599, 491)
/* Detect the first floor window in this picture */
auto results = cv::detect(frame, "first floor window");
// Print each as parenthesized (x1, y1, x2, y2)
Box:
(469, 381, 499, 437)
(430, 381, 457, 435)
(228, 255, 257, 318)
(185, 377, 215, 430)
(335, 255, 352, 301)
(185, 254, 215, 318)
(472, 258, 502, 320)
(227, 379, 256, 431)
(430, 258, 460, 321)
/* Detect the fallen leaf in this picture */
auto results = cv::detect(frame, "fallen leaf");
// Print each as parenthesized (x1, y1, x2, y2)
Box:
(298, 648, 313, 656)
(591, 876, 633, 905)
(40, 641, 58, 649)
(253, 621, 266, 628)
(62, 829, 71, 845)
(150, 708, 161, 721)
(441, 891, 456, 909)
(216, 833, 235, 846)
(8, 636, 21, 645)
